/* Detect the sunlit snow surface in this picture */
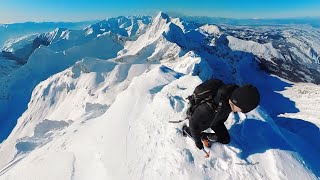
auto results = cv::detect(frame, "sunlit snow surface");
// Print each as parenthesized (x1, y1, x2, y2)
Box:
(0, 12, 319, 179)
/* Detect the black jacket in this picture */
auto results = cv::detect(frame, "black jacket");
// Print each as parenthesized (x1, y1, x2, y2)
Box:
(189, 84, 239, 145)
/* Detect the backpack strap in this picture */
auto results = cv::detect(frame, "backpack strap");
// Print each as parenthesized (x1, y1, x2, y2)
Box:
(205, 101, 216, 113)
(186, 96, 218, 119)
(209, 84, 239, 127)
(186, 79, 225, 118)
(209, 102, 223, 127)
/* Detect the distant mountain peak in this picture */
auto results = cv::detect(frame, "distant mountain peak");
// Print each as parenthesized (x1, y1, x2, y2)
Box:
(155, 11, 170, 23)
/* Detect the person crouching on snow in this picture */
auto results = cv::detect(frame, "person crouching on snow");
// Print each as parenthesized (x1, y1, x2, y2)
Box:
(183, 79, 260, 150)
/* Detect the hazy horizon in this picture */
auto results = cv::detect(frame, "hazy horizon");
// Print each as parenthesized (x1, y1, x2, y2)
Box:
(1, 0, 320, 24)
(1, 12, 320, 25)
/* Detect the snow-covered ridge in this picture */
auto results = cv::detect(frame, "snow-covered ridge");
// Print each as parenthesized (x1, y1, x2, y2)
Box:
(83, 15, 151, 39)
(1, 34, 40, 63)
(1, 16, 151, 65)
(0, 12, 319, 179)
(0, 21, 93, 49)
(3, 14, 320, 84)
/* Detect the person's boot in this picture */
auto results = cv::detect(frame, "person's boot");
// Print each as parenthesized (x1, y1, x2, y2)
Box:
(201, 132, 218, 148)
(201, 137, 211, 148)
(182, 124, 191, 137)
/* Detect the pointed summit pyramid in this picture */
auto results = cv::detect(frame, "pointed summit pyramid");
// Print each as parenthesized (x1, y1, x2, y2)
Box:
(117, 11, 174, 56)
(153, 11, 170, 24)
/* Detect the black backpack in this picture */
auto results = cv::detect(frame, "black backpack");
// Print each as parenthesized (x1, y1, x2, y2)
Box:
(186, 79, 224, 118)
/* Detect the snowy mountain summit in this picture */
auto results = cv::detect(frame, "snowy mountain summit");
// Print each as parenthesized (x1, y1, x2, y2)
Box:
(0, 12, 319, 180)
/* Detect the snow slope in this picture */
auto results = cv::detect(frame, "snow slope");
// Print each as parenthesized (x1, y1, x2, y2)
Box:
(0, 12, 319, 180)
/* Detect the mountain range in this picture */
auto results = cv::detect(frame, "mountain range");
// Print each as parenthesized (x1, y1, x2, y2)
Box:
(0, 12, 319, 179)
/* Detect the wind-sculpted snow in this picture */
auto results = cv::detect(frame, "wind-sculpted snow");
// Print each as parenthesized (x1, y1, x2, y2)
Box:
(15, 119, 72, 153)
(0, 12, 319, 179)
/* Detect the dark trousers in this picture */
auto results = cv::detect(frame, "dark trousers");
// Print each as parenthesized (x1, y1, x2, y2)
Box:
(204, 123, 230, 144)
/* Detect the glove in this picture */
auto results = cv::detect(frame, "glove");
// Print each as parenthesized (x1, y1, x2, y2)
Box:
(195, 139, 204, 150)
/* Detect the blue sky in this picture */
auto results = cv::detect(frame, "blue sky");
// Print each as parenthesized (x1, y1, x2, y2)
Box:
(1, 0, 320, 23)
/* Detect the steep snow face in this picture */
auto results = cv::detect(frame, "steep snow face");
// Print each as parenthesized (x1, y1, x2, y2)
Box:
(118, 12, 171, 56)
(0, 12, 320, 179)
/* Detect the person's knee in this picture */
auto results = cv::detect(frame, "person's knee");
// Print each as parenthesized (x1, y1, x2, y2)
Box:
(219, 135, 230, 144)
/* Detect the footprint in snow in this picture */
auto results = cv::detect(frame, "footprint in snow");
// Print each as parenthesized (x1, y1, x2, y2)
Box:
(169, 95, 185, 112)
(182, 148, 194, 164)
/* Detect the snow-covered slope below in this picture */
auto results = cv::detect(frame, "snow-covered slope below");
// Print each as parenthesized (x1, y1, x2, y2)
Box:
(0, 12, 319, 179)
